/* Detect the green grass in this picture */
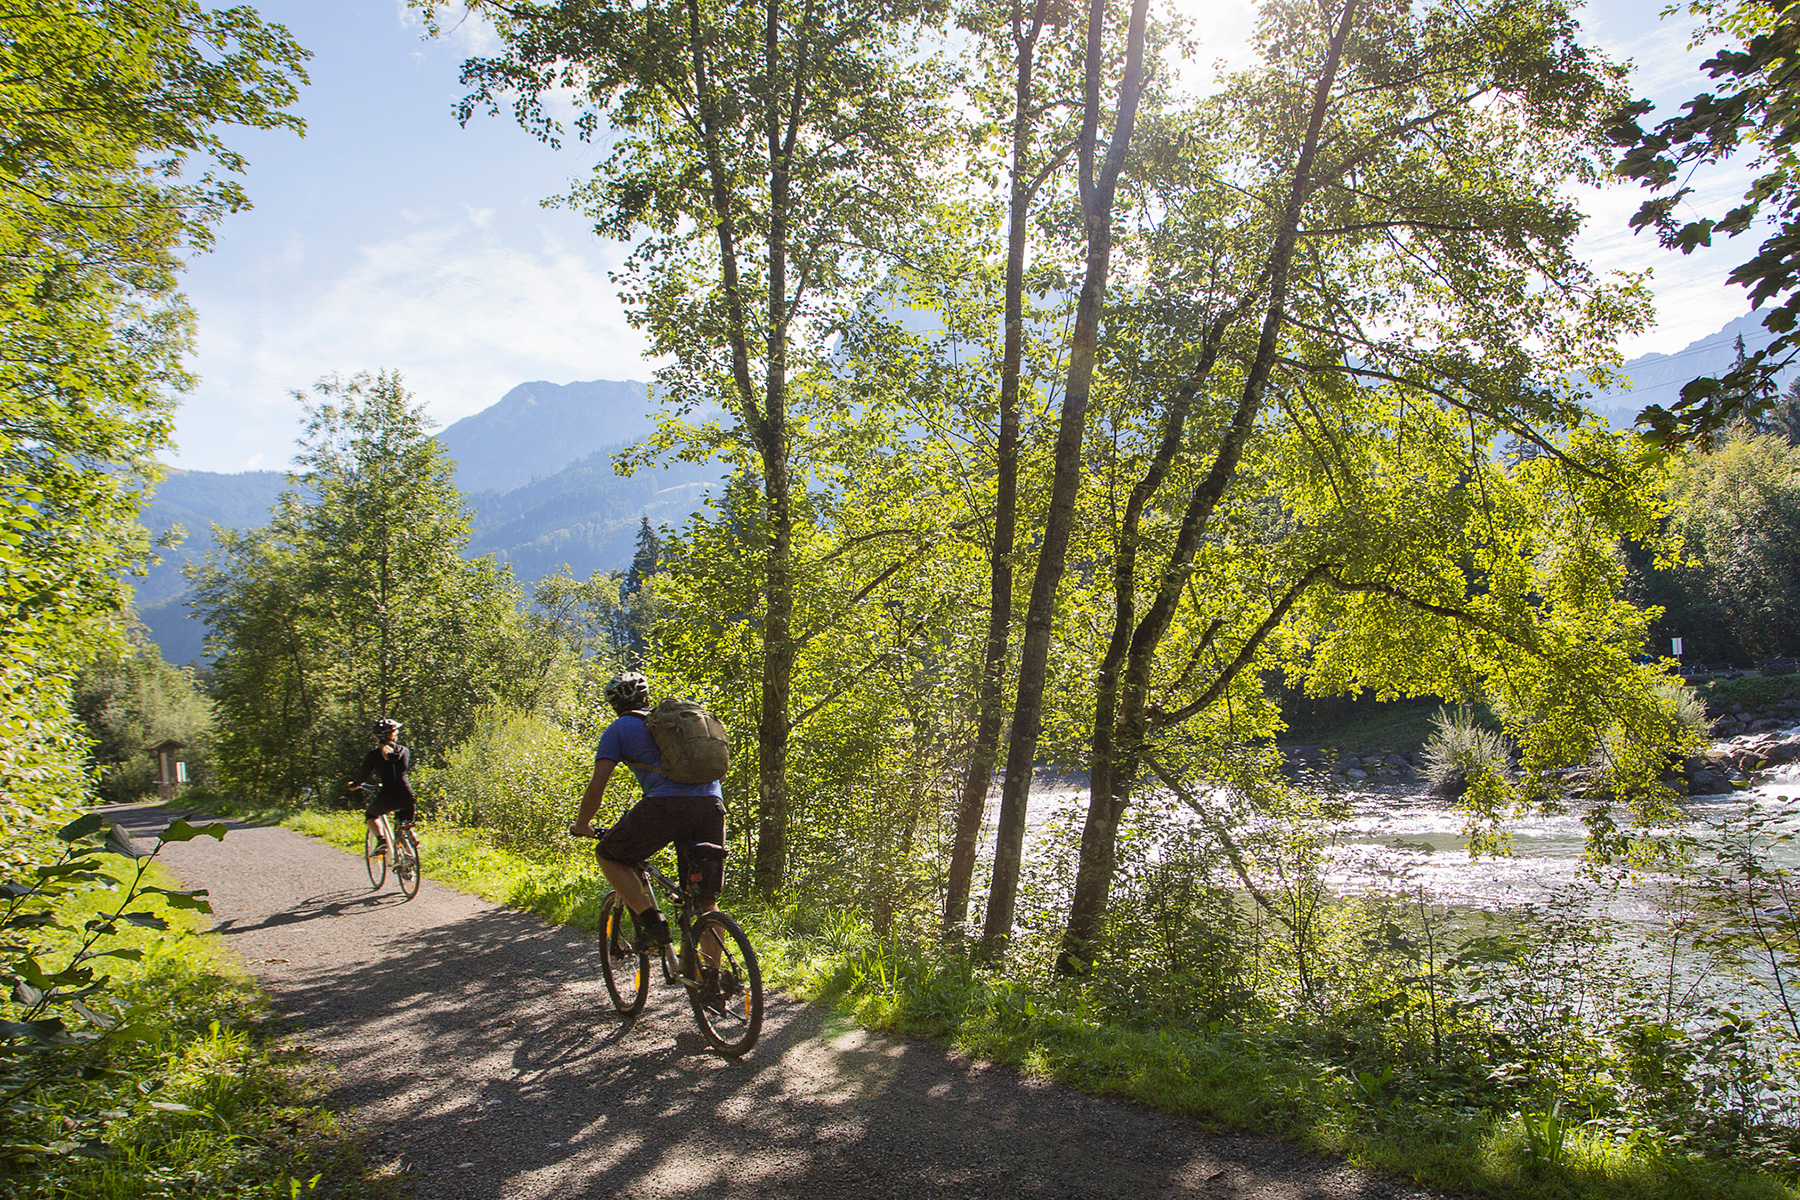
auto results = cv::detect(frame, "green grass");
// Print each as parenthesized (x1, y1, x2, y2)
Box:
(1702, 674, 1800, 711)
(0, 820, 392, 1200)
(1277, 696, 1502, 754)
(188, 797, 1800, 1200)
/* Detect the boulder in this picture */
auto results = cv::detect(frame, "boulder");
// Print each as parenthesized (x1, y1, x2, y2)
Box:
(1688, 769, 1735, 795)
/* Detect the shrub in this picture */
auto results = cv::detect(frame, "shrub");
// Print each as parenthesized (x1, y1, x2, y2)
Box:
(1420, 706, 1512, 798)
(433, 705, 597, 857)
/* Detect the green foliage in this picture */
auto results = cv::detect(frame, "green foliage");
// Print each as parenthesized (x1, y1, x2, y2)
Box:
(1658, 678, 1717, 743)
(1661, 434, 1800, 663)
(1420, 707, 1514, 799)
(72, 636, 214, 802)
(0, 0, 304, 847)
(433, 706, 598, 857)
(1610, 0, 1800, 445)
(1705, 673, 1800, 710)
(193, 371, 541, 799)
(0, 815, 381, 1198)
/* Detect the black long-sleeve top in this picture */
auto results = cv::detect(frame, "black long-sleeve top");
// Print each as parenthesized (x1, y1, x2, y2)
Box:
(351, 743, 415, 802)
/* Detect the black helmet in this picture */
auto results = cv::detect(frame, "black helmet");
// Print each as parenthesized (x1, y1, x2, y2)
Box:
(603, 671, 650, 714)
(372, 717, 400, 737)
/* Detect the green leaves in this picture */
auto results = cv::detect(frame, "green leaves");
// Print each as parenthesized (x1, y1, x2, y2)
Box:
(55, 814, 105, 843)
(1610, 0, 1800, 443)
(156, 818, 225, 845)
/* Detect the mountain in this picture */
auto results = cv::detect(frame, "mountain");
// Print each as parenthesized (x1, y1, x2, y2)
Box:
(437, 379, 657, 494)
(135, 469, 290, 666)
(130, 377, 722, 665)
(1590, 312, 1794, 428)
(467, 448, 718, 583)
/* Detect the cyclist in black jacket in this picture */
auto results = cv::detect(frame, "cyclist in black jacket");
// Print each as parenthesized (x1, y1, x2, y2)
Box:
(349, 718, 415, 856)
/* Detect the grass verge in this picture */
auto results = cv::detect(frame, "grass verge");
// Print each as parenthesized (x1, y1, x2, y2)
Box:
(1, 817, 392, 1200)
(1701, 674, 1800, 711)
(191, 796, 1800, 1200)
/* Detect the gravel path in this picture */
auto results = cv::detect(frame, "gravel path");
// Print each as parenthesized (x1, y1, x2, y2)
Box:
(104, 802, 1454, 1200)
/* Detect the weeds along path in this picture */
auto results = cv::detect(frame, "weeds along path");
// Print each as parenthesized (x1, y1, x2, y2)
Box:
(102, 802, 1449, 1200)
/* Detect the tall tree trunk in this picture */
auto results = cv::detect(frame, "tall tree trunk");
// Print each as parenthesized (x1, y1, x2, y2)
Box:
(980, 0, 1152, 956)
(752, 0, 808, 896)
(756, 447, 794, 894)
(1056, 0, 1361, 973)
(944, 0, 1050, 941)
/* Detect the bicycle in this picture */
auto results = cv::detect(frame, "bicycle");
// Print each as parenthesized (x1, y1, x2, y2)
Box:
(581, 832, 763, 1056)
(356, 781, 421, 901)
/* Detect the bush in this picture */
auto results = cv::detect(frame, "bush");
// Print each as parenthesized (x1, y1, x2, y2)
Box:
(432, 706, 597, 857)
(1420, 706, 1512, 798)
(1657, 679, 1715, 742)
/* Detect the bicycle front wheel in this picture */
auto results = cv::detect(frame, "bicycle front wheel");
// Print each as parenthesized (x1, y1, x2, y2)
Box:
(364, 825, 386, 889)
(597, 892, 649, 1015)
(395, 828, 421, 900)
(686, 910, 763, 1057)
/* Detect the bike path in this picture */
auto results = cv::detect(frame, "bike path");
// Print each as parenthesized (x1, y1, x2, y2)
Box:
(103, 802, 1451, 1200)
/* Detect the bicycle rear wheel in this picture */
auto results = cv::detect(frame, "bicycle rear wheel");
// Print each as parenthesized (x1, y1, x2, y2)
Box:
(597, 892, 649, 1015)
(364, 824, 386, 889)
(686, 910, 762, 1057)
(394, 827, 421, 900)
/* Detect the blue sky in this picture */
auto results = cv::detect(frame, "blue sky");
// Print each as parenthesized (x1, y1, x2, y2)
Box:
(170, 0, 1756, 473)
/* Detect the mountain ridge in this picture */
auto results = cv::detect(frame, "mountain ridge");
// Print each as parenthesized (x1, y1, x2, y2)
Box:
(134, 377, 717, 664)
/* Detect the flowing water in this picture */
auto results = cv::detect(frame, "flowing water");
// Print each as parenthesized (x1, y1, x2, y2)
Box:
(1012, 761, 1800, 917)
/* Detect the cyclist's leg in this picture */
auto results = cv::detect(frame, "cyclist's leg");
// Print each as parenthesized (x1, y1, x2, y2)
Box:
(596, 854, 656, 914)
(596, 800, 676, 943)
(363, 793, 396, 852)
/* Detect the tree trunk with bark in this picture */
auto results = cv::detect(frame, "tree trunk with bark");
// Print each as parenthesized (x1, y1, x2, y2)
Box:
(980, 0, 1152, 957)
(944, 0, 1053, 941)
(1055, 0, 1361, 973)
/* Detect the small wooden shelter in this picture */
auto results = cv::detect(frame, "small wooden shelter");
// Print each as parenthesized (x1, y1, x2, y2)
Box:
(146, 738, 186, 801)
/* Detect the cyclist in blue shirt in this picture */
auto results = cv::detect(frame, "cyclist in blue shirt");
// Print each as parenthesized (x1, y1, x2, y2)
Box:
(569, 671, 725, 950)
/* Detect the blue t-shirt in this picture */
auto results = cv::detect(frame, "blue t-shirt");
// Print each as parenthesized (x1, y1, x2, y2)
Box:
(596, 713, 723, 799)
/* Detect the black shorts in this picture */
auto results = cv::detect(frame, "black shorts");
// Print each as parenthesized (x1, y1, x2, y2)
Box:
(363, 790, 416, 825)
(597, 793, 726, 866)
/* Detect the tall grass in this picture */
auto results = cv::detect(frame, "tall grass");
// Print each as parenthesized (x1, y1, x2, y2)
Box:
(1420, 705, 1513, 797)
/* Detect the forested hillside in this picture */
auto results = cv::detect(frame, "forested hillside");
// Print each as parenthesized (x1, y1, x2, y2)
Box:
(133, 378, 719, 664)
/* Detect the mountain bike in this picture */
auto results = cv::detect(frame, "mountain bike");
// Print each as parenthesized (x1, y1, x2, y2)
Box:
(580, 832, 763, 1056)
(356, 781, 421, 900)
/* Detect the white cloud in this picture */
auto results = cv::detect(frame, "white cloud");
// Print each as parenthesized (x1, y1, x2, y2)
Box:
(394, 1, 503, 56)
(173, 212, 652, 470)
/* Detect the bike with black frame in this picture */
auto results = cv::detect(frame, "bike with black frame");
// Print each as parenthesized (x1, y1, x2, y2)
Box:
(578, 830, 762, 1056)
(355, 780, 421, 900)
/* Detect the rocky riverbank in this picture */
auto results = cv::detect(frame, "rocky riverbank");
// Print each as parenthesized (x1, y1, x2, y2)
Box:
(1280, 745, 1420, 784)
(1684, 689, 1800, 794)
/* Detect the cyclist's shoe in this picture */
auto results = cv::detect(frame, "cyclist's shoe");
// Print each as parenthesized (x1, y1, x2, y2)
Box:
(700, 967, 740, 1015)
(630, 911, 671, 953)
(367, 839, 389, 859)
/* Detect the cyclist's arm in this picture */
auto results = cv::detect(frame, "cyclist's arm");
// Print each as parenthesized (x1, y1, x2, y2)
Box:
(570, 758, 617, 837)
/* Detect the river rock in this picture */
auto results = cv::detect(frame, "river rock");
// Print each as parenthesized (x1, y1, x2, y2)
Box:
(1346, 768, 1369, 781)
(1687, 768, 1735, 795)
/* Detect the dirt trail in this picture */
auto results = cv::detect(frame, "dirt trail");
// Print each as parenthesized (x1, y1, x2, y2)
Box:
(104, 802, 1451, 1200)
